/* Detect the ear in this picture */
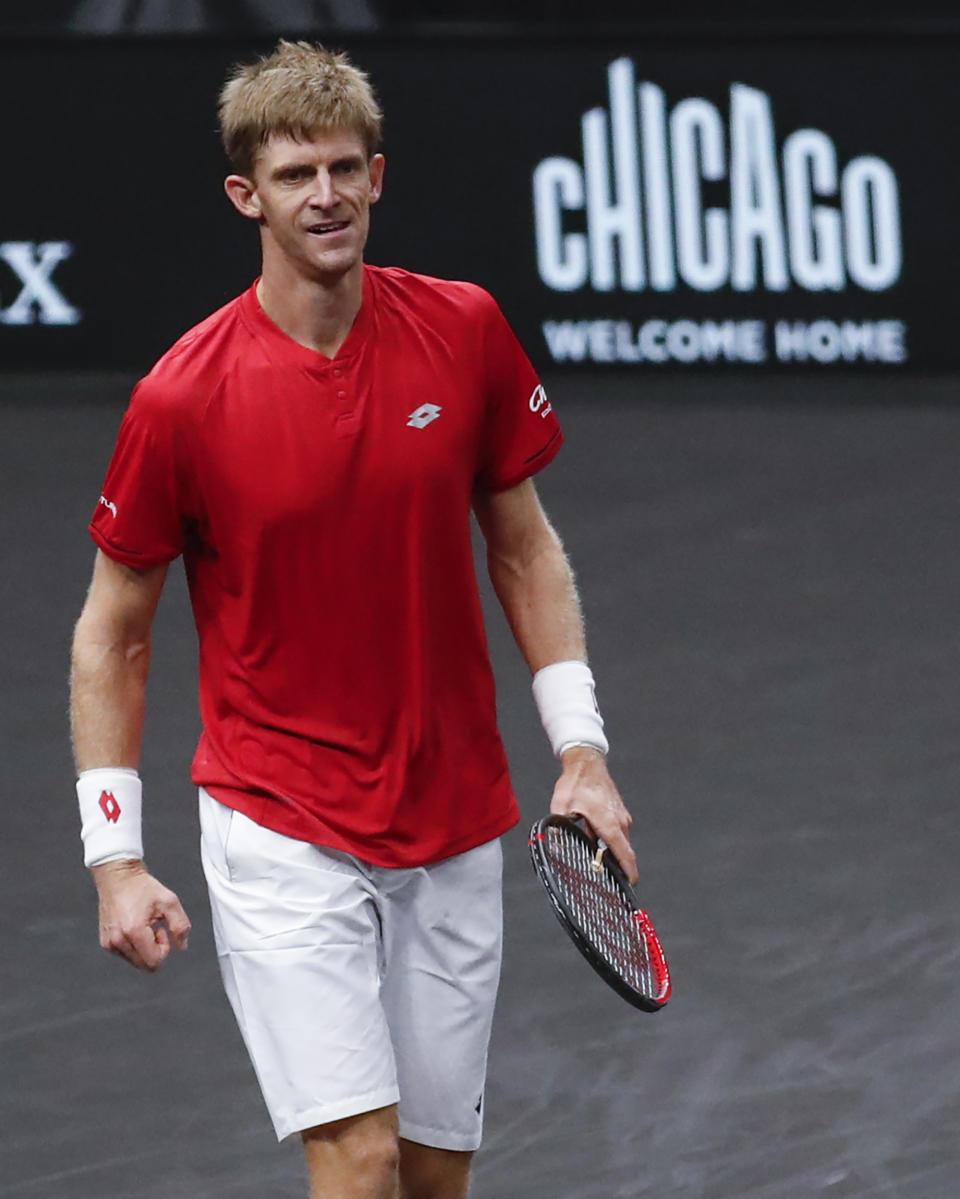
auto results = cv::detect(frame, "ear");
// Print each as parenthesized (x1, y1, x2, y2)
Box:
(368, 154, 385, 205)
(224, 174, 262, 220)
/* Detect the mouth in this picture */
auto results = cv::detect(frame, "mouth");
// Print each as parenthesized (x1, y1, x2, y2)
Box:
(305, 220, 350, 237)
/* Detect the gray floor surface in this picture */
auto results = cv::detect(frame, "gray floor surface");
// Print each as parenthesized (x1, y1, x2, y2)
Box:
(2, 370, 958, 1197)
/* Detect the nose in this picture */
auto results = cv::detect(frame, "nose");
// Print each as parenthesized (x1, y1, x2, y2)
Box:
(308, 169, 338, 210)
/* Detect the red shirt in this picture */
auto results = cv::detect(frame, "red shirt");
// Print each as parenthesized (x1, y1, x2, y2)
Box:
(90, 266, 563, 866)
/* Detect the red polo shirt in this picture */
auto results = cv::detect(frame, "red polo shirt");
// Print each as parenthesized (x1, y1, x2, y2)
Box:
(89, 266, 563, 866)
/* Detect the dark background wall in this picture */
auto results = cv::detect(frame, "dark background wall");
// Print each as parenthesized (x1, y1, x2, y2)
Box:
(5, 0, 960, 33)
(2, 30, 956, 373)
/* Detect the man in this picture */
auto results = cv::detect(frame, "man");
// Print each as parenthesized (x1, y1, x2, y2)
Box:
(71, 41, 636, 1199)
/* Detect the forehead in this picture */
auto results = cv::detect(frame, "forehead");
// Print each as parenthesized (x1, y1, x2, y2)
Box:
(257, 128, 368, 171)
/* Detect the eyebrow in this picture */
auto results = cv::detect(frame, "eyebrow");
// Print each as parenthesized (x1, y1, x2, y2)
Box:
(269, 154, 366, 181)
(269, 162, 314, 180)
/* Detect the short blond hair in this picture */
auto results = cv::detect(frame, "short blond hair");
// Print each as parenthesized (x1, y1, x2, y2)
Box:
(219, 40, 383, 177)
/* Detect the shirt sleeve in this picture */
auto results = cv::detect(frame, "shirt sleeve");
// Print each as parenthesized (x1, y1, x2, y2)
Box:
(88, 378, 190, 567)
(474, 293, 563, 492)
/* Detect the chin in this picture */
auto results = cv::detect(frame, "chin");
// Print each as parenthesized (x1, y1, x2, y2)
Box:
(312, 249, 361, 277)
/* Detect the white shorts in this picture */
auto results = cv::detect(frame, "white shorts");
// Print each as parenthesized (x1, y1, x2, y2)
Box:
(198, 788, 503, 1149)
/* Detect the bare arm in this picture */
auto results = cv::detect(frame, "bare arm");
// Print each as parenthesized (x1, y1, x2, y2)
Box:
(71, 549, 167, 769)
(473, 479, 638, 882)
(71, 550, 191, 970)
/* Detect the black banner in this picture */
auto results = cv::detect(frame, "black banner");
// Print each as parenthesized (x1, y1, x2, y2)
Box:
(2, 36, 957, 371)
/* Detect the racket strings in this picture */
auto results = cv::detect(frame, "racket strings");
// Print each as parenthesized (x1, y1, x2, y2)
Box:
(545, 827, 666, 999)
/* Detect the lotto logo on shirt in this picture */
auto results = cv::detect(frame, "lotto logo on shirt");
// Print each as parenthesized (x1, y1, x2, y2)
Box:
(407, 403, 443, 429)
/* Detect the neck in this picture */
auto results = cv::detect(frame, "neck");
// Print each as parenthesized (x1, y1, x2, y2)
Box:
(257, 257, 364, 359)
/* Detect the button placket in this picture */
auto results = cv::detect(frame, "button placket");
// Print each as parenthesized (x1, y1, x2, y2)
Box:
(330, 362, 362, 437)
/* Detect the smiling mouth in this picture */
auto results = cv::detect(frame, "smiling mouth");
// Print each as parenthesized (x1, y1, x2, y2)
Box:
(306, 221, 350, 236)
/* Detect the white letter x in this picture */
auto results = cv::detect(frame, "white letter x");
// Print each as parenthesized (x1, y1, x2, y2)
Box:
(0, 241, 81, 326)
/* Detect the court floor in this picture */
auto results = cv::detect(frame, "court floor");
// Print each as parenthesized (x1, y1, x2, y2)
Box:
(2, 369, 958, 1197)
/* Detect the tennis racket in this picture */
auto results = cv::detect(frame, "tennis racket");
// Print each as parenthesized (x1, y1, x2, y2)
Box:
(528, 815, 672, 1012)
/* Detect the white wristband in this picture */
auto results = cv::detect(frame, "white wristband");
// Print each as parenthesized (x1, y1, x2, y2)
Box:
(76, 768, 144, 868)
(532, 660, 609, 758)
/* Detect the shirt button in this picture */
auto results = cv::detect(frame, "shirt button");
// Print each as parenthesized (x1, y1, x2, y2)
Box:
(333, 368, 342, 377)
(338, 391, 346, 400)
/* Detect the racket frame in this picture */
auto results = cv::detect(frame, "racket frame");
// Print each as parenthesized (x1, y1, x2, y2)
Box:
(529, 814, 671, 1013)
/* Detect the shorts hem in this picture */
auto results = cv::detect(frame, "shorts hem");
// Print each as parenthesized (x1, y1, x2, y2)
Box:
(397, 1117, 482, 1153)
(274, 1087, 400, 1142)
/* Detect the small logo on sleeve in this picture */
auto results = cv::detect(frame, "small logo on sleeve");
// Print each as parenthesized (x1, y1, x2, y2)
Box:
(407, 403, 442, 429)
(98, 791, 122, 823)
(98, 494, 118, 518)
(528, 384, 553, 418)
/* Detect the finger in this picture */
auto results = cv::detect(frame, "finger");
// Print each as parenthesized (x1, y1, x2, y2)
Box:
(577, 814, 598, 841)
(162, 901, 192, 951)
(109, 944, 142, 968)
(105, 930, 150, 971)
(610, 834, 639, 886)
(129, 922, 169, 971)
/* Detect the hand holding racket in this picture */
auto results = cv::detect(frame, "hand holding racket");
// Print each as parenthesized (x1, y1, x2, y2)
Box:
(550, 745, 638, 883)
(529, 815, 672, 1012)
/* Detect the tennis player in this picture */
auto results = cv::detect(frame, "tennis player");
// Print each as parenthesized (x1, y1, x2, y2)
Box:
(70, 41, 636, 1199)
